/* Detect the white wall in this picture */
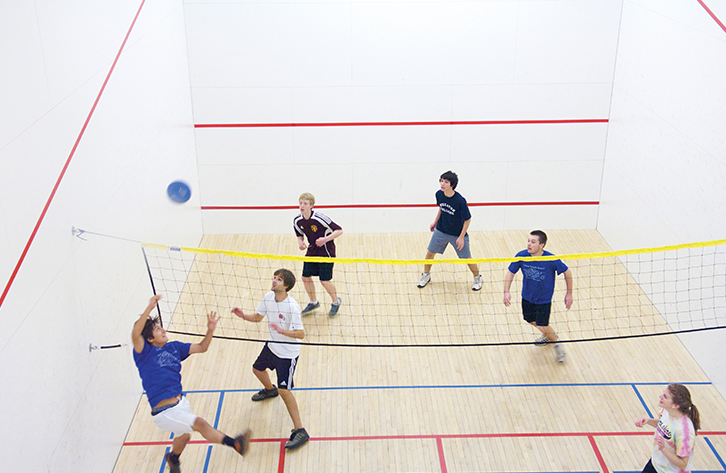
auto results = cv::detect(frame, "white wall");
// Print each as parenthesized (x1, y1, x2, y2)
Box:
(598, 0, 726, 396)
(186, 0, 623, 234)
(0, 0, 201, 471)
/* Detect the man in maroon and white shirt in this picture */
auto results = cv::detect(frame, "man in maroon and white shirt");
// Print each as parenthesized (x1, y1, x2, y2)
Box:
(293, 192, 343, 316)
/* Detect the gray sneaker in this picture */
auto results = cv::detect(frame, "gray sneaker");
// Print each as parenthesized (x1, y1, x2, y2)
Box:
(301, 301, 320, 315)
(417, 272, 431, 288)
(285, 428, 310, 450)
(329, 298, 341, 317)
(534, 335, 550, 346)
(554, 344, 566, 363)
(472, 275, 483, 291)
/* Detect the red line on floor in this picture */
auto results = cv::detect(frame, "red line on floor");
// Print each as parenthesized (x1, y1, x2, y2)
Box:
(202, 201, 599, 211)
(697, 0, 726, 33)
(0, 0, 147, 310)
(436, 437, 448, 473)
(588, 435, 610, 473)
(123, 431, 726, 447)
(195, 118, 608, 128)
(278, 440, 286, 473)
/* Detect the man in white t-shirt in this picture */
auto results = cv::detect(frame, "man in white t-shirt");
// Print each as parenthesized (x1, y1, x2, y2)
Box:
(232, 268, 309, 450)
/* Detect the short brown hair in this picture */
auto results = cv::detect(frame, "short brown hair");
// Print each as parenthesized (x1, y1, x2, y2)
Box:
(275, 268, 296, 292)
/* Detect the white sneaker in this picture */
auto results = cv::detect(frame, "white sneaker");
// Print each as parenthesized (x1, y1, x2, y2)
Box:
(554, 344, 566, 363)
(417, 272, 431, 288)
(472, 275, 483, 291)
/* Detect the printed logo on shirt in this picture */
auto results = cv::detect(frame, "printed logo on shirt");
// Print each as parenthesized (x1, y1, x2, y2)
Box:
(656, 420, 672, 440)
(440, 203, 456, 216)
(280, 380, 287, 386)
(157, 350, 178, 367)
(279, 313, 284, 320)
(523, 265, 546, 282)
(311, 224, 318, 232)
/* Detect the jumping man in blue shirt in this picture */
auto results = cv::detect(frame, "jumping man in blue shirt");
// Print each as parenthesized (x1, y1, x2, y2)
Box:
(132, 295, 251, 472)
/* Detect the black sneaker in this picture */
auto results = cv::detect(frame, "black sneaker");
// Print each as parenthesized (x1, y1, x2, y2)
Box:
(164, 452, 181, 473)
(285, 428, 310, 450)
(301, 301, 320, 315)
(233, 429, 252, 456)
(328, 298, 341, 317)
(251, 387, 278, 401)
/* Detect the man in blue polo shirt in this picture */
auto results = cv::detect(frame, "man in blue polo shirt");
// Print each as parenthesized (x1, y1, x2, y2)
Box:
(133, 295, 251, 472)
(503, 230, 573, 363)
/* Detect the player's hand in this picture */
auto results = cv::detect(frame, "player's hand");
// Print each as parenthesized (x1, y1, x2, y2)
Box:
(299, 241, 307, 251)
(564, 294, 573, 310)
(456, 236, 465, 251)
(231, 307, 244, 319)
(654, 435, 665, 450)
(206, 311, 220, 331)
(635, 418, 647, 428)
(503, 291, 512, 307)
(148, 294, 162, 308)
(429, 222, 436, 232)
(315, 237, 327, 247)
(269, 322, 283, 333)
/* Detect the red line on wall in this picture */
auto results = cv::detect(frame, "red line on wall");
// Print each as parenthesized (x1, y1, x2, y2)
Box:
(195, 118, 608, 128)
(0, 0, 147, 310)
(436, 437, 448, 473)
(697, 0, 726, 33)
(588, 435, 610, 473)
(201, 201, 599, 211)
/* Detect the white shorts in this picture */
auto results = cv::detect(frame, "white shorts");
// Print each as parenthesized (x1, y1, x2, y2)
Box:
(152, 396, 197, 435)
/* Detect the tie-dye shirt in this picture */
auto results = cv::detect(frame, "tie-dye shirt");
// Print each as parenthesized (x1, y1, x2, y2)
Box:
(652, 408, 696, 473)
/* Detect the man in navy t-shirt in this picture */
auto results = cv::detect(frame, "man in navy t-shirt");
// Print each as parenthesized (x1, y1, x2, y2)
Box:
(132, 295, 251, 471)
(503, 230, 573, 363)
(417, 170, 482, 291)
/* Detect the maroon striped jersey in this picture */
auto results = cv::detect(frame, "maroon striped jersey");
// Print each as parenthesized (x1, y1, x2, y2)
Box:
(293, 210, 342, 257)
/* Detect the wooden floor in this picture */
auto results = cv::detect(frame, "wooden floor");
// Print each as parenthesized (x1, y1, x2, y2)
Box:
(115, 230, 726, 473)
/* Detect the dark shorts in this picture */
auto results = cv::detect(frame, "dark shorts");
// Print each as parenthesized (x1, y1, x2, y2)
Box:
(522, 299, 551, 327)
(302, 261, 334, 281)
(253, 343, 299, 390)
(640, 459, 657, 473)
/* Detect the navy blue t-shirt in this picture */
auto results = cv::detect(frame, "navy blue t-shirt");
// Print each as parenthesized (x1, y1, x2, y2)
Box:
(133, 340, 191, 407)
(435, 190, 472, 237)
(508, 250, 568, 304)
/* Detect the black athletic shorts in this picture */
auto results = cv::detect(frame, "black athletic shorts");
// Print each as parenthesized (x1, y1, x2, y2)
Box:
(521, 299, 551, 327)
(253, 343, 299, 390)
(302, 261, 334, 281)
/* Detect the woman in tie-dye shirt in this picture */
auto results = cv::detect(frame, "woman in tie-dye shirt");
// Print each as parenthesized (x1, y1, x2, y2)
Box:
(635, 384, 701, 473)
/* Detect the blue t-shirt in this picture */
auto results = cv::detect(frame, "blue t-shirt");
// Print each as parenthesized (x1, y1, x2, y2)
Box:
(508, 250, 568, 304)
(435, 190, 472, 237)
(133, 340, 191, 408)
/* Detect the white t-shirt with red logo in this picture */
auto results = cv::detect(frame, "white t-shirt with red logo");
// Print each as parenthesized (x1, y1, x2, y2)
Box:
(256, 291, 304, 359)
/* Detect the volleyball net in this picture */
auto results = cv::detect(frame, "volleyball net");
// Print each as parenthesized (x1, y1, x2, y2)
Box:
(141, 239, 726, 347)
